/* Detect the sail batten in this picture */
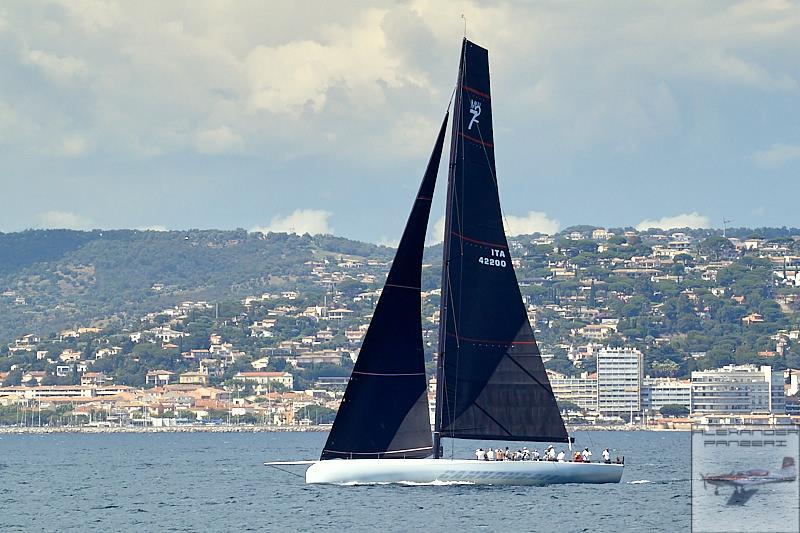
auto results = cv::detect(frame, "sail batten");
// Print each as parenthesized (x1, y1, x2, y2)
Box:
(434, 39, 569, 446)
(320, 113, 448, 461)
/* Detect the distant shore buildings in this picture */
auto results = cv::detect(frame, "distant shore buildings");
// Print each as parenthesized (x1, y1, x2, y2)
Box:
(548, 350, 793, 422)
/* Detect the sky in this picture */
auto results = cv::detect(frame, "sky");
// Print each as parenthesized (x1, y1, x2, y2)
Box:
(1, 1, 799, 244)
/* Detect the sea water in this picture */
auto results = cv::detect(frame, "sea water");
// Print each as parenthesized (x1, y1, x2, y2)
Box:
(1, 431, 689, 532)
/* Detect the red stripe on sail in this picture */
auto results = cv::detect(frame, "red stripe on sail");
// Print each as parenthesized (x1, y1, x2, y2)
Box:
(352, 371, 426, 377)
(451, 230, 508, 249)
(384, 283, 421, 290)
(464, 85, 491, 99)
(447, 331, 537, 345)
(459, 131, 493, 148)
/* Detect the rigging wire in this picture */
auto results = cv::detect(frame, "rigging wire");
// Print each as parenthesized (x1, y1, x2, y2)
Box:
(265, 464, 305, 479)
(474, 122, 513, 237)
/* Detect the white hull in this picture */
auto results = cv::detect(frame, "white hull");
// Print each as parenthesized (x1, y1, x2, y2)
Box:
(305, 459, 623, 486)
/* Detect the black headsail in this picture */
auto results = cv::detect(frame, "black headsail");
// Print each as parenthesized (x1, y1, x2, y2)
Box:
(434, 40, 569, 451)
(320, 113, 448, 460)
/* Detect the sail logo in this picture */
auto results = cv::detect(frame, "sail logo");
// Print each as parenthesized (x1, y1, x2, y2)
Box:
(468, 99, 481, 130)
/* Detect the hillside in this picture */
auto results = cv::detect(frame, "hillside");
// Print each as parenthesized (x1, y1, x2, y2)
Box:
(0, 229, 394, 344)
(2, 225, 800, 387)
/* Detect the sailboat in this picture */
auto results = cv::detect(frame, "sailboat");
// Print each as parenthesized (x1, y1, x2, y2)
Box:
(273, 39, 623, 485)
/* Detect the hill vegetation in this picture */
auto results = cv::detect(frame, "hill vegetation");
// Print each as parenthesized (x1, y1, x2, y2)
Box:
(0, 229, 392, 344)
(2, 226, 800, 387)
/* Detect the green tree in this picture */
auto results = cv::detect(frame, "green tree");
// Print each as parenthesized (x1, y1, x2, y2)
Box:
(659, 404, 689, 417)
(557, 400, 582, 412)
(2, 370, 22, 386)
(699, 236, 735, 260)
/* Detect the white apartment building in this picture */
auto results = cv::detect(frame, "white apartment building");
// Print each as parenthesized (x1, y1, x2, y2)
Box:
(641, 377, 692, 413)
(691, 365, 785, 414)
(548, 371, 598, 412)
(596, 347, 643, 417)
(575, 323, 617, 341)
(234, 371, 294, 391)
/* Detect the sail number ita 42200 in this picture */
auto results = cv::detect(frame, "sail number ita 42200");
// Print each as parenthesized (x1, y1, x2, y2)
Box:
(478, 249, 507, 268)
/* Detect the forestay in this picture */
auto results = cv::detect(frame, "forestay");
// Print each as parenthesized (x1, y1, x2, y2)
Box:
(320, 114, 449, 460)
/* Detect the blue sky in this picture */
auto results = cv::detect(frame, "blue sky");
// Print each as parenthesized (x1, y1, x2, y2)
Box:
(1, 1, 799, 243)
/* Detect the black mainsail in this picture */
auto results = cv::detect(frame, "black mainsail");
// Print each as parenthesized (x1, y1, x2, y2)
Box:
(320, 114, 448, 460)
(434, 39, 569, 450)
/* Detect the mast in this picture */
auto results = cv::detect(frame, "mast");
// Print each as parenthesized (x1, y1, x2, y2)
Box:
(434, 39, 569, 448)
(434, 40, 467, 459)
(320, 113, 448, 460)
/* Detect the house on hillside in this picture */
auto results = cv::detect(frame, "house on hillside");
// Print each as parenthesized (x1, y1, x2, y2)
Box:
(234, 371, 294, 391)
(21, 371, 47, 385)
(59, 349, 82, 362)
(145, 370, 174, 387)
(81, 372, 108, 386)
(742, 313, 764, 325)
(250, 357, 271, 370)
(179, 372, 210, 386)
(150, 327, 188, 343)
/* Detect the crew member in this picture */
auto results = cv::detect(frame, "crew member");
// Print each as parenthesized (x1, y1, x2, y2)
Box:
(582, 447, 592, 463)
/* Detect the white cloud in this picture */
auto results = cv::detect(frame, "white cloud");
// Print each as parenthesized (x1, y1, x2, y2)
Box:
(636, 212, 711, 231)
(427, 215, 446, 245)
(2, 2, 800, 236)
(426, 211, 559, 244)
(25, 50, 88, 83)
(57, 135, 89, 157)
(503, 211, 561, 236)
(753, 143, 800, 168)
(37, 210, 93, 230)
(195, 126, 243, 154)
(377, 236, 400, 248)
(2, 0, 799, 166)
(244, 9, 410, 116)
(251, 209, 332, 235)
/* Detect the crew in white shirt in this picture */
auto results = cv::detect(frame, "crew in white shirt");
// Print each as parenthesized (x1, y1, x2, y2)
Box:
(581, 448, 592, 463)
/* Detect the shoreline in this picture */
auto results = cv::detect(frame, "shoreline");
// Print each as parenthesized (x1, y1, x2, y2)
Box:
(0, 424, 689, 435)
(0, 425, 330, 435)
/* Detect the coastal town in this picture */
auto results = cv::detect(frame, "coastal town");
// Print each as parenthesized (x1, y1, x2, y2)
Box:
(1, 226, 800, 431)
